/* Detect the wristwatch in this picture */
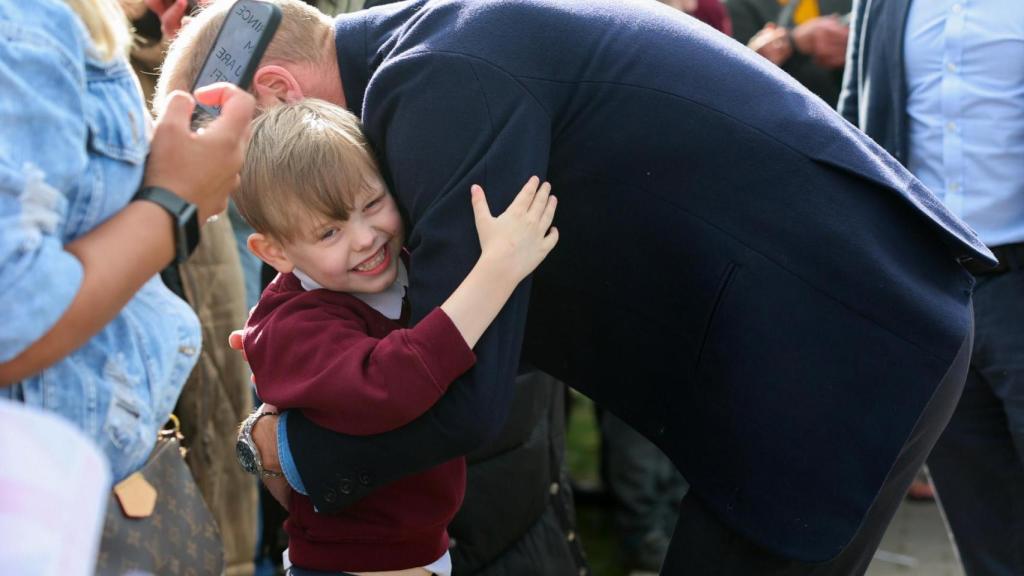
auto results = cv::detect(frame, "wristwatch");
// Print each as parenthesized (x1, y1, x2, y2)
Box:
(236, 410, 284, 479)
(132, 185, 200, 264)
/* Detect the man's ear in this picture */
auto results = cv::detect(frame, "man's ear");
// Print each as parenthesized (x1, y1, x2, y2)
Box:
(248, 232, 294, 274)
(252, 64, 306, 107)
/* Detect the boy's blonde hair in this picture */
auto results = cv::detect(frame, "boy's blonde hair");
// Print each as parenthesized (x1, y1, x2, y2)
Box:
(154, 0, 333, 112)
(237, 99, 383, 243)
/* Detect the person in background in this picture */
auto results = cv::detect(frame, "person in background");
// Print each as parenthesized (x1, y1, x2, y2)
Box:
(0, 0, 252, 569)
(598, 409, 688, 575)
(841, 1, 1024, 573)
(660, 0, 732, 35)
(726, 0, 850, 106)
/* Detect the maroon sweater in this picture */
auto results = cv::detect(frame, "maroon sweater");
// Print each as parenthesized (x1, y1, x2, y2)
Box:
(244, 273, 475, 572)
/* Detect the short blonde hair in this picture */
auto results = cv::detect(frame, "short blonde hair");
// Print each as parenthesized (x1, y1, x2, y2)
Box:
(154, 0, 332, 112)
(237, 99, 383, 242)
(65, 0, 133, 61)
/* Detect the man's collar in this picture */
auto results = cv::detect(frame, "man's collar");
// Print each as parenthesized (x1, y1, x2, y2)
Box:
(332, 1, 427, 118)
(333, 13, 368, 116)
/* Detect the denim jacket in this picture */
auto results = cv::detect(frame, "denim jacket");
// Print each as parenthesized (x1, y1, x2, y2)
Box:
(0, 0, 201, 482)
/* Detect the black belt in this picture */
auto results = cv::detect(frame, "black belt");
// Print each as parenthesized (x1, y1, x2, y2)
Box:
(961, 242, 1024, 276)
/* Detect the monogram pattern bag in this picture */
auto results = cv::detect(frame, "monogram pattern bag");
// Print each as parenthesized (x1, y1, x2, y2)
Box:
(95, 417, 224, 575)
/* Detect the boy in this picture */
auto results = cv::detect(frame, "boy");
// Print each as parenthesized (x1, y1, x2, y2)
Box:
(235, 99, 558, 575)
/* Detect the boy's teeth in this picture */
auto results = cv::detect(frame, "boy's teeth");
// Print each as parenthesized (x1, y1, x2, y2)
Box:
(355, 247, 385, 271)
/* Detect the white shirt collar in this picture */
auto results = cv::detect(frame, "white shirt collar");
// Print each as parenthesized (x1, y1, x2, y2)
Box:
(293, 260, 408, 320)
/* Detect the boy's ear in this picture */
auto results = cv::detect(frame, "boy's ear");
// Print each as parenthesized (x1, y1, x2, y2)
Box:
(248, 232, 294, 274)
(252, 65, 306, 107)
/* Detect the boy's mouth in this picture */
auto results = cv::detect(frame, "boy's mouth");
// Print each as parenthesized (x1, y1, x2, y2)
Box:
(352, 244, 391, 275)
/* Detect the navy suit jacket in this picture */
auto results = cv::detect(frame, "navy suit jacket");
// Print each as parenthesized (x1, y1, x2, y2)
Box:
(837, 0, 913, 161)
(285, 0, 993, 562)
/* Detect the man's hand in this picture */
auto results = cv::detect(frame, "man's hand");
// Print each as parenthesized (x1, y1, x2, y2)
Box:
(230, 332, 290, 508)
(252, 404, 290, 509)
(790, 15, 849, 69)
(748, 23, 794, 66)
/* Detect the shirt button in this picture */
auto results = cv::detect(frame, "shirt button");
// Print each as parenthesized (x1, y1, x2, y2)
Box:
(952, 3, 962, 13)
(358, 471, 372, 486)
(323, 489, 337, 503)
(178, 345, 197, 357)
(949, 181, 961, 192)
(567, 530, 576, 542)
(947, 62, 957, 73)
(946, 121, 957, 133)
(549, 482, 560, 495)
(338, 478, 354, 495)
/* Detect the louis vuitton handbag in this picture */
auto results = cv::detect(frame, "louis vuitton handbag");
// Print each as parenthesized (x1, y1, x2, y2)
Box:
(95, 415, 224, 575)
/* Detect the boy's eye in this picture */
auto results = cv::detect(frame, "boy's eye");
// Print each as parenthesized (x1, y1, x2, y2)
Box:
(365, 196, 384, 211)
(320, 228, 338, 241)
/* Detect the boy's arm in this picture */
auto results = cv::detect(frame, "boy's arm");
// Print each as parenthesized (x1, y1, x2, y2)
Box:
(284, 52, 551, 513)
(248, 299, 475, 435)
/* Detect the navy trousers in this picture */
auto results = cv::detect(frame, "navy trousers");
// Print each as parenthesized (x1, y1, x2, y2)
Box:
(928, 267, 1024, 576)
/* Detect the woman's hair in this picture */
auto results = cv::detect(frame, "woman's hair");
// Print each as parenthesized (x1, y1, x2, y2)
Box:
(237, 98, 384, 243)
(64, 0, 133, 61)
(154, 0, 333, 113)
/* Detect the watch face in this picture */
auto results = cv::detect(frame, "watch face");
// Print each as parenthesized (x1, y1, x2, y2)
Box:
(236, 439, 259, 475)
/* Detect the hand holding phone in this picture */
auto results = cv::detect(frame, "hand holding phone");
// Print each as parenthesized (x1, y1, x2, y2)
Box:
(146, 83, 256, 222)
(190, 0, 281, 124)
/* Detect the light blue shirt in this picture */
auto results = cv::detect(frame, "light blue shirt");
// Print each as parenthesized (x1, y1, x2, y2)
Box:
(904, 0, 1024, 247)
(0, 0, 201, 482)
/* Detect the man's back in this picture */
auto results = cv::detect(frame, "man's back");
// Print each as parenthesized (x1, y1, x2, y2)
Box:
(311, 0, 992, 562)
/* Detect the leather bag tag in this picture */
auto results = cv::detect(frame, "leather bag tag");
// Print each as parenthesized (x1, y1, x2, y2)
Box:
(113, 471, 157, 519)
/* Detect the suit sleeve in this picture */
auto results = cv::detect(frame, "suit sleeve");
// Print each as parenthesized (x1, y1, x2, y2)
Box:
(836, 0, 866, 124)
(249, 303, 475, 435)
(286, 51, 551, 513)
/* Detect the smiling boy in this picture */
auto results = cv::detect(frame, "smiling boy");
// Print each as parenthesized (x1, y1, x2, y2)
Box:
(235, 99, 557, 575)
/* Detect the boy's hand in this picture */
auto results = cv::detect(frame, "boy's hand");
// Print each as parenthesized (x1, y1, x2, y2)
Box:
(471, 176, 559, 283)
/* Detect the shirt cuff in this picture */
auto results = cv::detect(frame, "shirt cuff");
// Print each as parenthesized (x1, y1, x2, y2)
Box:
(277, 411, 307, 495)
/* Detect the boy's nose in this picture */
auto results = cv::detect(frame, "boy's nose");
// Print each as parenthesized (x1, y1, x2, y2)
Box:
(352, 225, 376, 250)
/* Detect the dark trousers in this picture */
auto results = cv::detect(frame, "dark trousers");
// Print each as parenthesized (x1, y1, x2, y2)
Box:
(928, 268, 1024, 576)
(662, 309, 974, 575)
(601, 410, 688, 569)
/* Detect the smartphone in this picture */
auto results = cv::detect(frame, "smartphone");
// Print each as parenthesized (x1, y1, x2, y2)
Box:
(190, 0, 281, 125)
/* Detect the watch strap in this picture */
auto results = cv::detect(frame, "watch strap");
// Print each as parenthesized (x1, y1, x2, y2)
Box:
(241, 410, 283, 478)
(132, 186, 200, 264)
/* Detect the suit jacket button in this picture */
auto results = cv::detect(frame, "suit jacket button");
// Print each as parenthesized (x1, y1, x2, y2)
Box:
(323, 489, 337, 503)
(358, 471, 372, 486)
(339, 479, 354, 495)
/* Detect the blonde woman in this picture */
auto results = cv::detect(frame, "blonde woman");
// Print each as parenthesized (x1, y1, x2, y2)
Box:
(0, 2, 253, 570)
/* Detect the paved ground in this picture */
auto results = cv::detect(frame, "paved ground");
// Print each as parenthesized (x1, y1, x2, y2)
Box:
(867, 498, 963, 576)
